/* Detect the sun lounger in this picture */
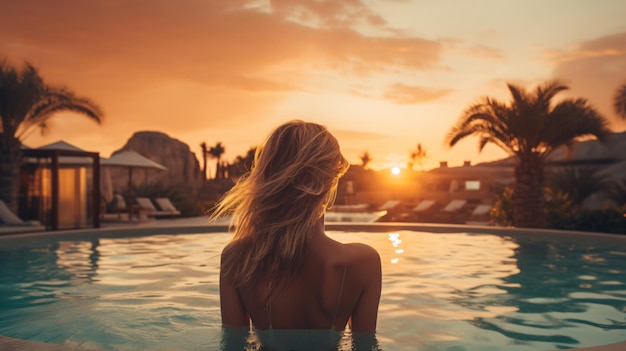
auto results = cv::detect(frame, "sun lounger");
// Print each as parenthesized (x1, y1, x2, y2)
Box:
(134, 197, 176, 218)
(133, 197, 181, 218)
(154, 198, 181, 217)
(413, 200, 436, 212)
(136, 197, 158, 212)
(379, 200, 400, 211)
(406, 199, 438, 222)
(471, 204, 492, 216)
(0, 200, 45, 234)
(437, 199, 469, 224)
(442, 199, 467, 212)
(465, 204, 493, 225)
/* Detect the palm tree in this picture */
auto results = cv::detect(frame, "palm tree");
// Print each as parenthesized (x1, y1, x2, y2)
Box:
(614, 81, 626, 119)
(200, 142, 208, 183)
(409, 143, 427, 170)
(208, 142, 225, 180)
(359, 151, 372, 169)
(230, 147, 256, 178)
(446, 80, 610, 228)
(0, 60, 103, 212)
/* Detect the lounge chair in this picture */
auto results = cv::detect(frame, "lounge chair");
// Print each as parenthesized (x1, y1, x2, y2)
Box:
(409, 199, 437, 222)
(439, 199, 468, 223)
(465, 204, 493, 225)
(113, 194, 127, 217)
(134, 197, 171, 218)
(442, 199, 467, 213)
(0, 200, 45, 234)
(379, 200, 400, 211)
(154, 198, 181, 217)
(135, 197, 180, 218)
(136, 197, 157, 212)
(413, 200, 436, 212)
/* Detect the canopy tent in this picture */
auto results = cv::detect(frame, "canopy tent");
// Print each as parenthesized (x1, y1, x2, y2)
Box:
(21, 142, 101, 230)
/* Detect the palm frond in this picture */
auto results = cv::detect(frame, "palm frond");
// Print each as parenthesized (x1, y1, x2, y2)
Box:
(544, 98, 610, 157)
(614, 82, 626, 119)
(446, 97, 515, 154)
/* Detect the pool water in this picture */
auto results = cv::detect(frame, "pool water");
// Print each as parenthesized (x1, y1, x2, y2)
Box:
(0, 230, 625, 351)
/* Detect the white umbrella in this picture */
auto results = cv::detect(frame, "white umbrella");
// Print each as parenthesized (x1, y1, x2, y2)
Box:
(101, 151, 167, 219)
(101, 150, 167, 170)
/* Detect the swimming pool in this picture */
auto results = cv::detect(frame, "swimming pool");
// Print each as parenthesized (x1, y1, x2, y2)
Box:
(0, 224, 625, 351)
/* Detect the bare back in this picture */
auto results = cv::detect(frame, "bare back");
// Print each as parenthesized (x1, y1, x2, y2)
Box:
(220, 233, 381, 332)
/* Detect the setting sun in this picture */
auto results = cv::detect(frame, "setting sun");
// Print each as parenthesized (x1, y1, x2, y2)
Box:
(391, 166, 401, 176)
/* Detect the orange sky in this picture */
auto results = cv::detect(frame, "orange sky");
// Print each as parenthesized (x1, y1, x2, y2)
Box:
(2, 0, 626, 170)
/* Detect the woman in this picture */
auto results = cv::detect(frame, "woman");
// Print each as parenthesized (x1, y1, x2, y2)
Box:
(214, 120, 381, 350)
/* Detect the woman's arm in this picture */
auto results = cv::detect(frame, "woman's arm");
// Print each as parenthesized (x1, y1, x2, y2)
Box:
(349, 245, 382, 332)
(220, 249, 250, 327)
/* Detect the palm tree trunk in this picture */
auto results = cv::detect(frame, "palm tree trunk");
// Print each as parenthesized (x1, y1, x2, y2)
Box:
(201, 143, 208, 184)
(0, 135, 23, 213)
(514, 157, 546, 228)
(215, 157, 221, 180)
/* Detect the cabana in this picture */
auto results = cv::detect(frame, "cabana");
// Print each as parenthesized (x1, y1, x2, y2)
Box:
(20, 141, 100, 230)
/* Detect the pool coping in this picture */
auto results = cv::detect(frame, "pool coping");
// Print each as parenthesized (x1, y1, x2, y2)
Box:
(1, 221, 625, 351)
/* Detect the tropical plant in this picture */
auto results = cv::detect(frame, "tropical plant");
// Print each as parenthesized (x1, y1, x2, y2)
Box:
(0, 60, 103, 212)
(605, 178, 626, 211)
(229, 147, 256, 178)
(208, 142, 225, 180)
(614, 81, 626, 119)
(491, 186, 515, 226)
(546, 166, 610, 208)
(446, 80, 610, 228)
(409, 143, 427, 170)
(359, 151, 372, 169)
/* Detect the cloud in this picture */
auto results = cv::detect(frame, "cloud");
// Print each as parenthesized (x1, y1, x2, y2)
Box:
(382, 83, 452, 104)
(0, 1, 441, 89)
(466, 44, 505, 60)
(269, 0, 389, 29)
(549, 32, 626, 130)
(0, 0, 444, 156)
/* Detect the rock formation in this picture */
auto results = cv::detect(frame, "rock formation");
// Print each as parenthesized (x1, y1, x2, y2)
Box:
(107, 131, 203, 193)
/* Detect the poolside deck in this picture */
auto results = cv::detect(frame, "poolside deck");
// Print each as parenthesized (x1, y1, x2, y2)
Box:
(0, 215, 223, 236)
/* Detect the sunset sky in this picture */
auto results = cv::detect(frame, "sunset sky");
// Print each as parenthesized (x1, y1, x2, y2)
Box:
(2, 0, 626, 171)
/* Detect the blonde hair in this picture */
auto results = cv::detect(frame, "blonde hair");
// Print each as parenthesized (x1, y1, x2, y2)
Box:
(213, 120, 350, 289)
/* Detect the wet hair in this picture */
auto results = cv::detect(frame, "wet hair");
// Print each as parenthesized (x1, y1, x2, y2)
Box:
(213, 120, 350, 289)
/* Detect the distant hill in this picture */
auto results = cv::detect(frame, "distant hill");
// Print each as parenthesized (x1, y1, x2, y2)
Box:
(109, 131, 203, 192)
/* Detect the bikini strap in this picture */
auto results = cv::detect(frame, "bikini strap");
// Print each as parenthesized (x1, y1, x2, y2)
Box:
(331, 245, 347, 329)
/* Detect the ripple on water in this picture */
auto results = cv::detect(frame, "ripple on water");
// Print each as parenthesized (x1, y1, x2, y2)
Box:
(0, 231, 625, 351)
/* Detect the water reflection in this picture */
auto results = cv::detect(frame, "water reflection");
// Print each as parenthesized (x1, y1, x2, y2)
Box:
(336, 231, 626, 351)
(448, 236, 626, 349)
(1, 231, 625, 351)
(220, 327, 382, 351)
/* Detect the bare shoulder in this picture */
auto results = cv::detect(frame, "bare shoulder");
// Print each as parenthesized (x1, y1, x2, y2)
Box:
(344, 243, 381, 268)
(345, 242, 380, 258)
